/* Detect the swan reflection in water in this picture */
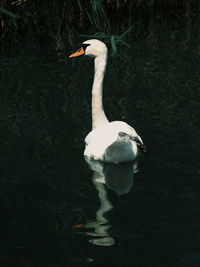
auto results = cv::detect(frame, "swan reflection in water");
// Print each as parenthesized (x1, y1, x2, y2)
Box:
(81, 158, 138, 246)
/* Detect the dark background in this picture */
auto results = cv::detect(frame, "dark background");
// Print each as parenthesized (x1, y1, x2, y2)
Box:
(0, 1, 199, 266)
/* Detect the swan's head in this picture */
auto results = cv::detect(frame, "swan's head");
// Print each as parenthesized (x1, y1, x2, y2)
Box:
(69, 39, 107, 58)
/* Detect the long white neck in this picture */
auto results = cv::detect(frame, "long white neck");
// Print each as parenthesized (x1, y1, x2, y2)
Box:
(92, 52, 109, 129)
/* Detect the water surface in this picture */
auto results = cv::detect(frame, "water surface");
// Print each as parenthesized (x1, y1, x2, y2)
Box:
(0, 17, 199, 266)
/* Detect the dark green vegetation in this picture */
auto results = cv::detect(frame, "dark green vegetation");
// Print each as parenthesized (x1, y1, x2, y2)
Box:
(0, 1, 200, 266)
(0, 0, 200, 51)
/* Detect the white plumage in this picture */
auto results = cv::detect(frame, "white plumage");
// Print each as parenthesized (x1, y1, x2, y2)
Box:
(69, 39, 146, 163)
(84, 121, 141, 162)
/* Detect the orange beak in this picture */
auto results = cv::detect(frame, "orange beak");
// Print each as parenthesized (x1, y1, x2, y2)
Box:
(69, 47, 85, 58)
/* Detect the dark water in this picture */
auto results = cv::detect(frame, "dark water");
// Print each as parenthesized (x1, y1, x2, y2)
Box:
(0, 18, 199, 267)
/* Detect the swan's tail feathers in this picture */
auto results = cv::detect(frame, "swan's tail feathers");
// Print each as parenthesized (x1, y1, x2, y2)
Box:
(130, 136, 147, 153)
(118, 131, 130, 141)
(118, 132, 147, 153)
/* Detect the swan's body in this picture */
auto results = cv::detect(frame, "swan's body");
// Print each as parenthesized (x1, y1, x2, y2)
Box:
(69, 39, 146, 163)
(84, 121, 142, 163)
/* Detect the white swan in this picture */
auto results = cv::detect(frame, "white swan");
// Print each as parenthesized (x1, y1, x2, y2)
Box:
(69, 39, 146, 163)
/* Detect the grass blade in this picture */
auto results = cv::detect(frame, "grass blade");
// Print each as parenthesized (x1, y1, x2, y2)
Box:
(119, 25, 134, 39)
(111, 35, 117, 53)
(117, 39, 131, 48)
(0, 7, 18, 18)
(77, 0, 83, 12)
